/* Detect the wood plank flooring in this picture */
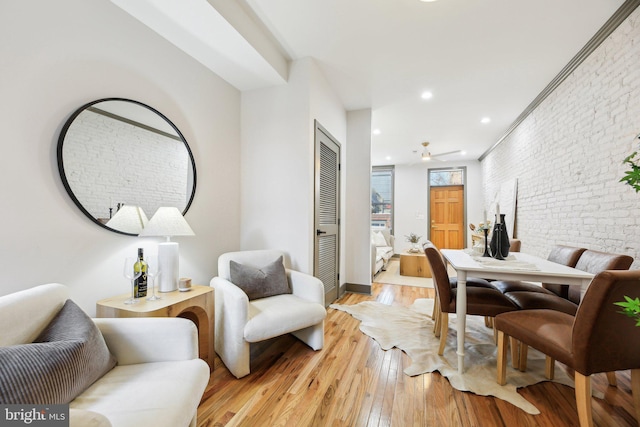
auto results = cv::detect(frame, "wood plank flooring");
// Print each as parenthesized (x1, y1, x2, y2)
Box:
(198, 283, 638, 426)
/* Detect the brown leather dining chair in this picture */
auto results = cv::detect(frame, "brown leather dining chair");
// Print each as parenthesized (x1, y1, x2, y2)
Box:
(423, 243, 518, 355)
(490, 245, 587, 315)
(422, 240, 498, 335)
(495, 269, 640, 427)
(494, 247, 632, 370)
(502, 249, 633, 316)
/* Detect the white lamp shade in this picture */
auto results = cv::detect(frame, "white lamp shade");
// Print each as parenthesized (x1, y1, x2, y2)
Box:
(105, 205, 148, 234)
(139, 207, 194, 292)
(139, 207, 195, 238)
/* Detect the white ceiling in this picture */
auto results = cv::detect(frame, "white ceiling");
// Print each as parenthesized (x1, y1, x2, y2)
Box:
(112, 0, 627, 165)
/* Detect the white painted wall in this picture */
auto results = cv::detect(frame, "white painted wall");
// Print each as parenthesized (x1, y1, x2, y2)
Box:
(482, 7, 640, 266)
(0, 0, 241, 315)
(393, 161, 484, 253)
(345, 109, 373, 289)
(241, 58, 347, 278)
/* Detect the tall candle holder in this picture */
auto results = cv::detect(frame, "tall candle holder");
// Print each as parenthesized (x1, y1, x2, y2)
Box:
(482, 228, 491, 257)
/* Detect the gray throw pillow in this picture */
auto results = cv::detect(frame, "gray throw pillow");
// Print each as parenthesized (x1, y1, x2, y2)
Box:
(230, 256, 291, 300)
(0, 299, 117, 404)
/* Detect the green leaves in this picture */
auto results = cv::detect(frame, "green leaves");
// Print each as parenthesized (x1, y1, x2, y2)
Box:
(620, 151, 640, 192)
(614, 295, 640, 327)
(405, 233, 421, 243)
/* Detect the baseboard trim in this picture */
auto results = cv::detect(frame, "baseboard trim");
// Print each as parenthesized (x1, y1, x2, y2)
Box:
(345, 283, 372, 295)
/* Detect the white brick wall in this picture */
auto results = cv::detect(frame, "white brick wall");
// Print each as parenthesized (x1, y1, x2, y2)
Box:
(482, 8, 640, 268)
(63, 110, 190, 220)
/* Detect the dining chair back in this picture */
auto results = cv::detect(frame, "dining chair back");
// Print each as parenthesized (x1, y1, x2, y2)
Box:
(541, 245, 587, 298)
(564, 249, 634, 304)
(423, 243, 518, 355)
(495, 269, 640, 427)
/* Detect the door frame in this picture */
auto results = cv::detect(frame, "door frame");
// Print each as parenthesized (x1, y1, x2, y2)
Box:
(427, 166, 467, 247)
(313, 120, 341, 305)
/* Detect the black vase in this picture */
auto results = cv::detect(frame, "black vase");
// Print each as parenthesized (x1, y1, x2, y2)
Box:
(490, 222, 504, 260)
(499, 214, 510, 258)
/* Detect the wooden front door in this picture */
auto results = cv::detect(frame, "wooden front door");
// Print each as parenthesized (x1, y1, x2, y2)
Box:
(430, 185, 464, 249)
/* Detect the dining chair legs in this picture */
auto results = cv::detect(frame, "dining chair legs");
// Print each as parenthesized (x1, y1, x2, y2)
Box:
(510, 337, 520, 370)
(518, 344, 528, 372)
(605, 371, 617, 386)
(497, 330, 508, 386)
(545, 356, 555, 380)
(484, 316, 493, 328)
(438, 313, 449, 356)
(493, 322, 497, 344)
(499, 330, 593, 427)
(433, 298, 441, 337)
(632, 369, 640, 425)
(575, 372, 594, 427)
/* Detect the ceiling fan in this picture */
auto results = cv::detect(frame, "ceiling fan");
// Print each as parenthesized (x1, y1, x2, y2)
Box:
(418, 141, 462, 161)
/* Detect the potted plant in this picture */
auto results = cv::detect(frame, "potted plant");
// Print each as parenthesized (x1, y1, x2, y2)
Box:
(620, 152, 640, 192)
(405, 233, 422, 253)
(617, 136, 640, 324)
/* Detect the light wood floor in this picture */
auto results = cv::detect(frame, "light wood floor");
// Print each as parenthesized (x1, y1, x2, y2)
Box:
(198, 283, 638, 426)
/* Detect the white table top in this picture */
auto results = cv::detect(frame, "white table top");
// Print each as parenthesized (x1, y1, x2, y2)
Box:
(440, 249, 594, 288)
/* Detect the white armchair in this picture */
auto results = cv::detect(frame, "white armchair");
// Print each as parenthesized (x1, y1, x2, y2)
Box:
(211, 250, 327, 378)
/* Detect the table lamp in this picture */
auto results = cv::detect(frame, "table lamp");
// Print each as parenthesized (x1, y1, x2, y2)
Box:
(105, 205, 148, 235)
(139, 207, 194, 292)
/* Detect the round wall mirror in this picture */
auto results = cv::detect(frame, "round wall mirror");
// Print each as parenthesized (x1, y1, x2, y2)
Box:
(57, 98, 197, 236)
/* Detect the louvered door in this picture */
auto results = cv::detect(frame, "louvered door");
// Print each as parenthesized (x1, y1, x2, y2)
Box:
(314, 121, 340, 305)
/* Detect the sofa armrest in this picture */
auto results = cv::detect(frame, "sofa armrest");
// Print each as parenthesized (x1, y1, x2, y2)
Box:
(210, 276, 249, 351)
(372, 244, 377, 276)
(93, 317, 199, 365)
(287, 269, 325, 306)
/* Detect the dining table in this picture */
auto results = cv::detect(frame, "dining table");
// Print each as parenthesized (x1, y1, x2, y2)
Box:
(439, 249, 594, 374)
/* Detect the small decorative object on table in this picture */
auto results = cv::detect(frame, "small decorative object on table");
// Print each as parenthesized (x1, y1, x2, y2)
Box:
(146, 255, 162, 301)
(123, 257, 142, 305)
(475, 221, 492, 257)
(179, 277, 192, 292)
(489, 204, 510, 260)
(405, 233, 422, 253)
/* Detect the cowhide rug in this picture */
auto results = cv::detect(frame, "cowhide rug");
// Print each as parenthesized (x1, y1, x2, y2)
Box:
(329, 298, 600, 415)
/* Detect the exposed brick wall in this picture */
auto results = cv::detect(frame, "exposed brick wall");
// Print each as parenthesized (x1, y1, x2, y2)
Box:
(63, 110, 190, 221)
(482, 8, 640, 268)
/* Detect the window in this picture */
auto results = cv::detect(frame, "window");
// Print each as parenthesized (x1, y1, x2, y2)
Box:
(429, 168, 464, 186)
(371, 166, 394, 232)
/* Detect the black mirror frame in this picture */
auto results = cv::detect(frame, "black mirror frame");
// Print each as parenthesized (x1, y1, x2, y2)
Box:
(56, 98, 197, 236)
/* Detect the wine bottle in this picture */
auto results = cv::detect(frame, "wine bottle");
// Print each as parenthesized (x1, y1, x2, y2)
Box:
(134, 248, 148, 298)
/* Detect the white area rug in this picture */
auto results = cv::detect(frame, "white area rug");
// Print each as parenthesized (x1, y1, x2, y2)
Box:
(329, 298, 598, 415)
(374, 258, 434, 288)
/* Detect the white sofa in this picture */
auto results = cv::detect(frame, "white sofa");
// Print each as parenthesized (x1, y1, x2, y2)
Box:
(0, 283, 210, 427)
(371, 227, 395, 277)
(211, 250, 326, 379)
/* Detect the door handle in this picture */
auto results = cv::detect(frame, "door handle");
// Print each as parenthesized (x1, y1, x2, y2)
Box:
(317, 229, 327, 235)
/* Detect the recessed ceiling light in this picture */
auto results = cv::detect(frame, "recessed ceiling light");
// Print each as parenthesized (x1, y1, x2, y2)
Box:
(419, 0, 438, 2)
(421, 91, 433, 100)
(460, 151, 467, 155)
(385, 156, 392, 160)
(481, 117, 491, 124)
(372, 129, 381, 135)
